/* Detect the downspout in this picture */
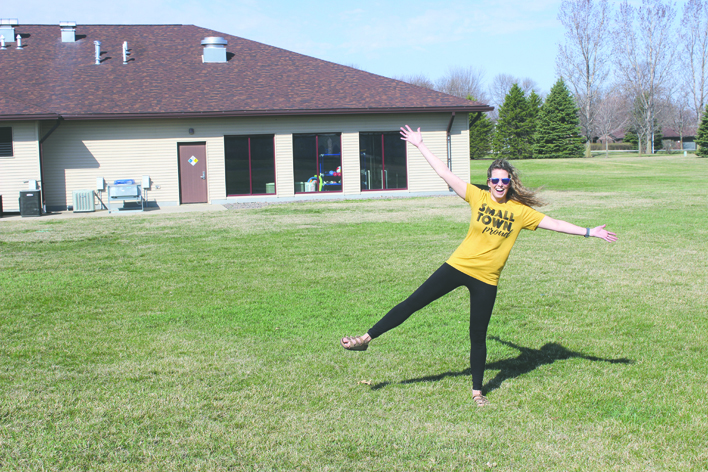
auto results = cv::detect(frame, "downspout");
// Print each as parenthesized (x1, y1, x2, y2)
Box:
(469, 111, 482, 128)
(38, 117, 63, 212)
(446, 112, 455, 192)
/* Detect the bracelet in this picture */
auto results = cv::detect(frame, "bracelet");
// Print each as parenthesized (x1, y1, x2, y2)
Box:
(584, 227, 590, 238)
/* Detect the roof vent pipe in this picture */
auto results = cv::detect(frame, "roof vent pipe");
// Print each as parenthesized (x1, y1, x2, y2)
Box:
(122, 41, 129, 64)
(0, 19, 17, 43)
(16, 34, 22, 50)
(201, 37, 228, 63)
(60, 21, 76, 42)
(94, 40, 101, 64)
(0, 36, 6, 50)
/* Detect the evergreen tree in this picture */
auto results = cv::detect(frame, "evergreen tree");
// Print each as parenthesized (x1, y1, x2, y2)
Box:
(623, 129, 639, 150)
(526, 90, 543, 149)
(492, 84, 534, 159)
(532, 78, 584, 159)
(696, 104, 708, 157)
(469, 112, 494, 159)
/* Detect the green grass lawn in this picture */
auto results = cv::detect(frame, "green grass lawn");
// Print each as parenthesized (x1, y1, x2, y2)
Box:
(1, 155, 707, 471)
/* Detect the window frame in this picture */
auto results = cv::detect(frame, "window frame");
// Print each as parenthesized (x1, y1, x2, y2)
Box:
(0, 127, 13, 158)
(292, 133, 343, 194)
(224, 134, 276, 196)
(359, 131, 408, 191)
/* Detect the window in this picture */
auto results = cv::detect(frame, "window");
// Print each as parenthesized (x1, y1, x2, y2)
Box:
(0, 127, 12, 157)
(293, 133, 342, 193)
(359, 132, 407, 190)
(224, 135, 275, 195)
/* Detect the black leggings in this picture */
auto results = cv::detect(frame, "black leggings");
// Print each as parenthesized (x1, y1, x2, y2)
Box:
(367, 263, 498, 391)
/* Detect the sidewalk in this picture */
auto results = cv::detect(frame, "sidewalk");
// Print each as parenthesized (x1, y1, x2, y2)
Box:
(0, 203, 227, 221)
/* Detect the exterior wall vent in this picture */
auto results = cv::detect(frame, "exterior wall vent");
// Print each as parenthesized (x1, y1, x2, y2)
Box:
(201, 37, 228, 63)
(60, 21, 77, 42)
(0, 19, 18, 43)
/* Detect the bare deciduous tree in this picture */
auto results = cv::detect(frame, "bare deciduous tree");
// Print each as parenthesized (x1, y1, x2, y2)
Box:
(679, 0, 708, 127)
(487, 74, 540, 120)
(519, 78, 540, 96)
(393, 73, 436, 90)
(557, 0, 611, 157)
(435, 66, 487, 101)
(613, 0, 676, 154)
(665, 91, 696, 149)
(595, 90, 628, 157)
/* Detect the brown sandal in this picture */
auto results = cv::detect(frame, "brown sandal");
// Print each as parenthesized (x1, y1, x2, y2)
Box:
(473, 393, 489, 407)
(340, 335, 369, 351)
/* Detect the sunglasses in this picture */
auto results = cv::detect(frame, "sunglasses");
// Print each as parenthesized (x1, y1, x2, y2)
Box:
(489, 177, 511, 186)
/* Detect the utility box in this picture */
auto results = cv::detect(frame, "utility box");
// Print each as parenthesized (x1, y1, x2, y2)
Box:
(72, 190, 95, 212)
(19, 190, 42, 217)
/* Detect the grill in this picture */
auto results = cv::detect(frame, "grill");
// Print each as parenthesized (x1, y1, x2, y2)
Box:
(109, 184, 140, 199)
(107, 180, 144, 213)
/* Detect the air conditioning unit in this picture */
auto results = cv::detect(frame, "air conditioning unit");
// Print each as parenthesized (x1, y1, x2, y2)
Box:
(72, 190, 95, 212)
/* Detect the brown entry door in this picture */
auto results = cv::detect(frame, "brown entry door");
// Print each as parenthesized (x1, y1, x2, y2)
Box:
(179, 143, 208, 204)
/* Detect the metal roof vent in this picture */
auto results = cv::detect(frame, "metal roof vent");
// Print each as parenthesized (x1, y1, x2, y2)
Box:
(201, 37, 227, 63)
(0, 19, 18, 43)
(60, 21, 77, 42)
(94, 40, 101, 64)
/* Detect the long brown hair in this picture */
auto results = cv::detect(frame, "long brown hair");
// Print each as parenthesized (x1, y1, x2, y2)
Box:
(486, 159, 544, 208)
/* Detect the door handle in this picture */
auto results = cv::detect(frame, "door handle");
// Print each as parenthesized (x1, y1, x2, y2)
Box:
(201, 171, 206, 180)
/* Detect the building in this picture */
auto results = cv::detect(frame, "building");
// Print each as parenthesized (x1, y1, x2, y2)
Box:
(0, 21, 492, 213)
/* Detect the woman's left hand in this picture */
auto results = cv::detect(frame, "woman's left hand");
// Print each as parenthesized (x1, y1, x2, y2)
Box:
(400, 125, 423, 147)
(591, 224, 618, 242)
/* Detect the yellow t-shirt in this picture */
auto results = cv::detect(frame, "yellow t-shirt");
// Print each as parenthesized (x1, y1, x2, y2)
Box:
(446, 183, 545, 286)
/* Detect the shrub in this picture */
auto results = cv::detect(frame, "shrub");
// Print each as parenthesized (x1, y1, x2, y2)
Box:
(590, 142, 635, 151)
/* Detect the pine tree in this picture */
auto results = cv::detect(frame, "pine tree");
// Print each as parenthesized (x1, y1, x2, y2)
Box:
(623, 129, 639, 150)
(469, 112, 494, 159)
(526, 90, 543, 150)
(532, 78, 584, 159)
(696, 104, 708, 157)
(492, 84, 534, 159)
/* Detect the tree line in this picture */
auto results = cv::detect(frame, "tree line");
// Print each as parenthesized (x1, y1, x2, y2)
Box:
(396, 0, 708, 159)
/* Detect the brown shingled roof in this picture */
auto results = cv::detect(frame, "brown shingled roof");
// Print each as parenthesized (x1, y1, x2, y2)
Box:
(0, 24, 492, 120)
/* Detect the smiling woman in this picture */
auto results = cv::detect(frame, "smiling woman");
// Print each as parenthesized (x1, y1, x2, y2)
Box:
(340, 125, 618, 407)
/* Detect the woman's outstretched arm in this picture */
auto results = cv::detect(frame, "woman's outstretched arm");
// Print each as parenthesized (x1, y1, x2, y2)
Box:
(400, 125, 467, 198)
(537, 216, 618, 242)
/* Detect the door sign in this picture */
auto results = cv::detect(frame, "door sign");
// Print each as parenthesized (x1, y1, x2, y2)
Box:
(188, 156, 199, 166)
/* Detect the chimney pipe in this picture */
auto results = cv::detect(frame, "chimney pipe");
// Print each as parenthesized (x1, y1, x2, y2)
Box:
(122, 41, 129, 64)
(201, 37, 228, 63)
(0, 19, 17, 43)
(94, 40, 101, 64)
(16, 34, 22, 50)
(60, 21, 77, 42)
(0, 36, 5, 50)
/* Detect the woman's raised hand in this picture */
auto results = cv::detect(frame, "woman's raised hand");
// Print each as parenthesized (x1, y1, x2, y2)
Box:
(591, 224, 618, 242)
(400, 125, 423, 147)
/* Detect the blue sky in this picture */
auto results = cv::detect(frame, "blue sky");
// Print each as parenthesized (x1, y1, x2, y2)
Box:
(5, 0, 566, 97)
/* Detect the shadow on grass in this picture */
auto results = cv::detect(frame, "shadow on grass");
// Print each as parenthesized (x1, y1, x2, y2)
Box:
(370, 336, 633, 393)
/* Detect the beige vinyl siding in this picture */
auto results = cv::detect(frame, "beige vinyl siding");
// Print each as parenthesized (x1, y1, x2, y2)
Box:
(451, 115, 471, 184)
(41, 120, 183, 209)
(274, 134, 294, 197)
(37, 112, 470, 209)
(206, 138, 224, 201)
(0, 121, 41, 212)
(341, 132, 359, 195)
